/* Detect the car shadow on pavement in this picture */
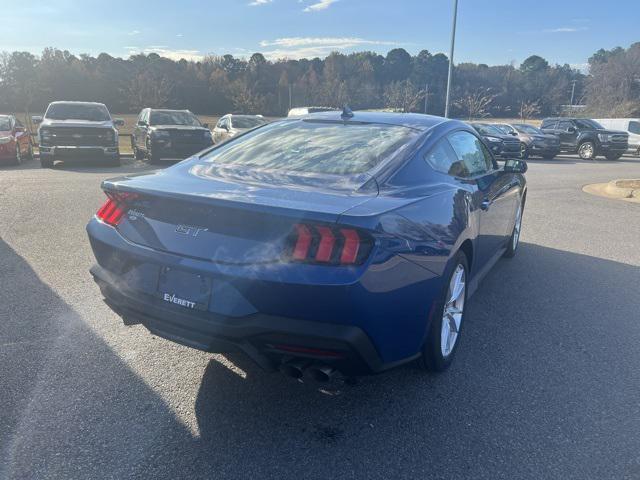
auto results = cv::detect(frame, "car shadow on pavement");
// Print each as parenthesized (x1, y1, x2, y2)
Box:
(0, 238, 196, 479)
(187, 242, 640, 479)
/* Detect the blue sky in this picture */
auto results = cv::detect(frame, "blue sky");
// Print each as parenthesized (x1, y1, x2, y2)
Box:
(1, 0, 638, 70)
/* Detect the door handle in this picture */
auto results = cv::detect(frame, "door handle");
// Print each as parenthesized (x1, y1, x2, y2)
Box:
(481, 198, 491, 211)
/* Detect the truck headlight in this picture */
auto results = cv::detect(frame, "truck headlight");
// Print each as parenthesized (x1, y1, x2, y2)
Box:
(598, 133, 612, 142)
(0, 136, 12, 144)
(39, 128, 51, 139)
(486, 136, 501, 143)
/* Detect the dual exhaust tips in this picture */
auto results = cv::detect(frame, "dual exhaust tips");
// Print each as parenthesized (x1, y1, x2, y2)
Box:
(279, 359, 337, 383)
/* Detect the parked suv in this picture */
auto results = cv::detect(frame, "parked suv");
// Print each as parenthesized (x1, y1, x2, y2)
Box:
(470, 123, 521, 158)
(132, 109, 214, 163)
(33, 101, 123, 168)
(493, 123, 560, 159)
(540, 118, 628, 160)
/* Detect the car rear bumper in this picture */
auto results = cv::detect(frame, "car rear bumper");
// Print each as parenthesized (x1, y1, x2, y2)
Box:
(86, 218, 436, 376)
(91, 262, 414, 376)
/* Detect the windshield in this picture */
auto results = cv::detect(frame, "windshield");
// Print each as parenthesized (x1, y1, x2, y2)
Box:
(45, 103, 111, 121)
(628, 121, 640, 134)
(232, 116, 266, 129)
(574, 119, 604, 130)
(0, 117, 11, 130)
(514, 124, 542, 134)
(150, 111, 201, 126)
(494, 124, 515, 134)
(474, 124, 503, 136)
(201, 120, 418, 175)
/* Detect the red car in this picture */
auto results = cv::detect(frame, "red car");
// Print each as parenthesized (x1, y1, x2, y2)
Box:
(0, 115, 34, 165)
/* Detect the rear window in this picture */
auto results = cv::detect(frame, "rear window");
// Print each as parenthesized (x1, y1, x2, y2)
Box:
(45, 103, 110, 121)
(201, 120, 418, 175)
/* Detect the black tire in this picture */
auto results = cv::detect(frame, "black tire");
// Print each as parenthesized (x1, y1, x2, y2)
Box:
(132, 137, 145, 160)
(11, 144, 22, 166)
(503, 200, 524, 258)
(40, 157, 54, 168)
(519, 143, 529, 159)
(577, 141, 596, 160)
(27, 142, 34, 160)
(146, 139, 161, 164)
(419, 251, 469, 372)
(605, 153, 623, 161)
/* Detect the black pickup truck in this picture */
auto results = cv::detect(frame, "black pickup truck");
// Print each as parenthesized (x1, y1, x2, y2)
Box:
(33, 101, 123, 168)
(540, 118, 628, 160)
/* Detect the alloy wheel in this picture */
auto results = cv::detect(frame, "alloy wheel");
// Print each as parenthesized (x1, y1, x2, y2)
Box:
(512, 206, 522, 250)
(440, 264, 466, 357)
(579, 142, 594, 160)
(15, 145, 22, 165)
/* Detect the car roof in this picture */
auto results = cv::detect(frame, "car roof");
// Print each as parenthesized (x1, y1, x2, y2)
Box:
(150, 109, 190, 113)
(49, 101, 107, 106)
(299, 111, 449, 131)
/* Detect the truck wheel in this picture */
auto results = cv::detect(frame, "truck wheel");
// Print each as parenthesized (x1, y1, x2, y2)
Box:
(519, 143, 529, 159)
(12, 144, 22, 165)
(578, 141, 596, 160)
(419, 251, 469, 372)
(145, 139, 160, 164)
(27, 142, 34, 160)
(40, 157, 54, 168)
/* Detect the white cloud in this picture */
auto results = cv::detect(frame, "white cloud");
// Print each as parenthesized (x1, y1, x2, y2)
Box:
(125, 46, 205, 61)
(128, 30, 141, 36)
(259, 36, 400, 60)
(303, 0, 338, 12)
(249, 0, 272, 5)
(176, 33, 184, 37)
(543, 26, 588, 33)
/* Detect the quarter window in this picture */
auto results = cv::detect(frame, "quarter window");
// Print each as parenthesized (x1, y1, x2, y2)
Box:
(447, 131, 493, 177)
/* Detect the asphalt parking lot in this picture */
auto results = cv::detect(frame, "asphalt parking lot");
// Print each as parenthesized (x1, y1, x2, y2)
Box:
(1, 155, 640, 480)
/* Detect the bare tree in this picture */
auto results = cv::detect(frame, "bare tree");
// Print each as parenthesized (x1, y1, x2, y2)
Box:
(454, 88, 496, 120)
(383, 80, 425, 112)
(519, 100, 541, 121)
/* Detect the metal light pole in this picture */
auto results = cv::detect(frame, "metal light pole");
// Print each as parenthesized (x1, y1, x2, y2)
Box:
(424, 82, 429, 114)
(444, 0, 459, 118)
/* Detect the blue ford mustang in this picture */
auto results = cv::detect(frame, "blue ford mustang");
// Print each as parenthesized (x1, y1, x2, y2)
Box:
(87, 111, 527, 380)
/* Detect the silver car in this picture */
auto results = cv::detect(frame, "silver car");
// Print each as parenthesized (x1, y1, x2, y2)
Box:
(212, 114, 267, 144)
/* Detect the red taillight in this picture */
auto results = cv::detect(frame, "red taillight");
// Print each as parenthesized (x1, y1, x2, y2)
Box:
(288, 223, 372, 266)
(96, 191, 139, 227)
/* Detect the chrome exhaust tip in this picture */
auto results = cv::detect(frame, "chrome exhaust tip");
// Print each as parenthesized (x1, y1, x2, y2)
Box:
(279, 359, 310, 379)
(307, 365, 337, 383)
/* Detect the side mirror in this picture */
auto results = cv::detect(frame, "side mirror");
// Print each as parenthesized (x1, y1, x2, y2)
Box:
(32, 116, 42, 125)
(503, 159, 528, 174)
(113, 118, 125, 127)
(510, 131, 518, 136)
(202, 123, 209, 128)
(567, 126, 576, 133)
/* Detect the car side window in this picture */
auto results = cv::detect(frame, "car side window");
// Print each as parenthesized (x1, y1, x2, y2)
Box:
(424, 139, 468, 177)
(216, 118, 225, 129)
(557, 121, 573, 131)
(542, 120, 557, 129)
(447, 131, 492, 177)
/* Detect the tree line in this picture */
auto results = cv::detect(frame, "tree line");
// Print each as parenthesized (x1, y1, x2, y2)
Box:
(1, 43, 639, 118)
